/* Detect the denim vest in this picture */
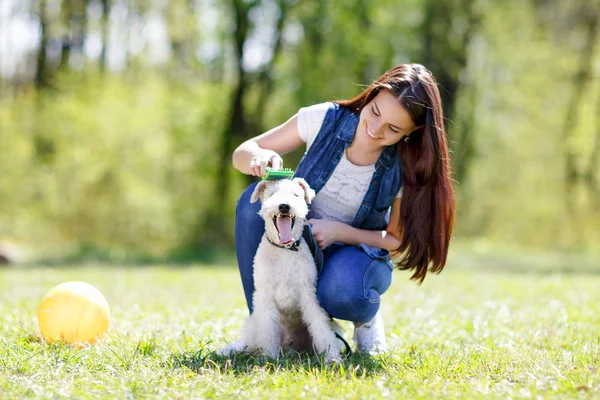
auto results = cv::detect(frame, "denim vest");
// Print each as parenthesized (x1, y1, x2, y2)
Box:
(294, 103, 403, 260)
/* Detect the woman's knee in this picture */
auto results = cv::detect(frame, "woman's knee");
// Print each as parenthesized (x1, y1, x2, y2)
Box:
(317, 276, 381, 323)
(317, 285, 380, 323)
(317, 247, 393, 323)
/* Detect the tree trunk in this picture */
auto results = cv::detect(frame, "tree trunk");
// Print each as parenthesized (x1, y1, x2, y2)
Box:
(563, 11, 598, 212)
(60, 0, 72, 69)
(71, 0, 89, 69)
(253, 0, 289, 134)
(211, 0, 293, 240)
(100, 0, 110, 72)
(167, 0, 197, 77)
(213, 0, 256, 228)
(295, 2, 326, 106)
(34, 0, 50, 88)
(421, 0, 481, 186)
(587, 87, 600, 208)
(585, 12, 600, 208)
(354, 0, 371, 84)
(246, 0, 290, 188)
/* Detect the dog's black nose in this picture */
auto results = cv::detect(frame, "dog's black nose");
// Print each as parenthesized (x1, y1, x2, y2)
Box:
(279, 203, 290, 213)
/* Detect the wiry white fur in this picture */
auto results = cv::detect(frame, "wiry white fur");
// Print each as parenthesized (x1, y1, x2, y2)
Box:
(241, 178, 342, 362)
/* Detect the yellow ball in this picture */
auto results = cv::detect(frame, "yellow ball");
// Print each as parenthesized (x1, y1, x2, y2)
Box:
(38, 281, 110, 346)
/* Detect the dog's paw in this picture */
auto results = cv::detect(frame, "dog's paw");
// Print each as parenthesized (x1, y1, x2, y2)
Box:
(264, 348, 281, 360)
(325, 354, 343, 367)
(215, 339, 247, 357)
(326, 348, 343, 362)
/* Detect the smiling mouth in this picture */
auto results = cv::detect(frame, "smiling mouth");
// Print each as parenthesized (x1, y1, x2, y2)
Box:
(365, 124, 381, 140)
(273, 213, 296, 244)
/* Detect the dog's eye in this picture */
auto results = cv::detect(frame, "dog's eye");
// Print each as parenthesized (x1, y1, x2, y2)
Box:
(294, 193, 301, 197)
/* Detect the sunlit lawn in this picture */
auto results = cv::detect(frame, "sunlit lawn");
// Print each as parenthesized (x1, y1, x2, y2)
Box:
(1, 248, 599, 399)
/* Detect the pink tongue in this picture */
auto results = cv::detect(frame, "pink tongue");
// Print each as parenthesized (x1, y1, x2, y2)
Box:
(277, 216, 293, 244)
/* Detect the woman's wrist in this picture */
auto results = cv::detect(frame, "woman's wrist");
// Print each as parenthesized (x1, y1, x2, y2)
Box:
(336, 224, 400, 251)
(232, 141, 282, 176)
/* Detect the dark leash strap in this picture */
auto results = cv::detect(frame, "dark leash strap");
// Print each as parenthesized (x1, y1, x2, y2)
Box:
(266, 237, 300, 251)
(302, 224, 324, 273)
(335, 331, 353, 358)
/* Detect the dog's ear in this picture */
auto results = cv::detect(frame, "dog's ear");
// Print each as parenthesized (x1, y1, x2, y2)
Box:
(293, 178, 315, 204)
(250, 181, 270, 203)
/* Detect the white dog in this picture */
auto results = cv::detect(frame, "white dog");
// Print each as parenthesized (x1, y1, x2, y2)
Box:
(222, 178, 342, 362)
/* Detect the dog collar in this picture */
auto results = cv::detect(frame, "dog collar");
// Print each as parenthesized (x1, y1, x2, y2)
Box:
(266, 237, 301, 252)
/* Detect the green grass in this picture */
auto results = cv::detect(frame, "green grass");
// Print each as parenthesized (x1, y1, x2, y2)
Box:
(1, 255, 600, 399)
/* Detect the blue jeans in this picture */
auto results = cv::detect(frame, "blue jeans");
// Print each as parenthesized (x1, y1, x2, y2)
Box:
(235, 182, 393, 323)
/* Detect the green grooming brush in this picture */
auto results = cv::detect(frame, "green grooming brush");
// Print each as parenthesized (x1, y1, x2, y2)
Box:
(262, 167, 295, 181)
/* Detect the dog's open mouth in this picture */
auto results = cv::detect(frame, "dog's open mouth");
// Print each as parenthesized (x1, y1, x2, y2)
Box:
(273, 213, 296, 245)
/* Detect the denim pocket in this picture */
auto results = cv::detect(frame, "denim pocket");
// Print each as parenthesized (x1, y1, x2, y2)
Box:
(360, 206, 391, 230)
(357, 243, 392, 266)
(362, 259, 393, 303)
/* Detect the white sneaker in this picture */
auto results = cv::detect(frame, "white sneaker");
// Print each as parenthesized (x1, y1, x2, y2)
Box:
(215, 338, 247, 356)
(353, 312, 388, 354)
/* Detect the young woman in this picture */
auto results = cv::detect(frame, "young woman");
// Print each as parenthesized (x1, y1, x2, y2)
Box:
(224, 63, 455, 354)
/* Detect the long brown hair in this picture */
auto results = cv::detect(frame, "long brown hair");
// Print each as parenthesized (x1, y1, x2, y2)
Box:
(335, 63, 455, 283)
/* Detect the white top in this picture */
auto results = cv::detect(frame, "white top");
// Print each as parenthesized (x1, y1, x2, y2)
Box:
(297, 102, 402, 225)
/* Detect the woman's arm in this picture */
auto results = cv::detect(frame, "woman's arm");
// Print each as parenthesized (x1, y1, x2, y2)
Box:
(309, 198, 403, 250)
(232, 114, 305, 177)
(335, 223, 401, 251)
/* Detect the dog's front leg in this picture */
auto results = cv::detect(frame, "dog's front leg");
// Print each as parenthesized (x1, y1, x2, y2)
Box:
(299, 293, 342, 362)
(248, 291, 281, 359)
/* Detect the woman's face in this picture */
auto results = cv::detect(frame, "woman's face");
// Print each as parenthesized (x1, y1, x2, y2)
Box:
(357, 89, 418, 149)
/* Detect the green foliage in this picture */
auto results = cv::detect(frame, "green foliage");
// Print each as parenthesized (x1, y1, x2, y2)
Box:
(456, 2, 600, 249)
(0, 72, 231, 258)
(0, 1, 599, 259)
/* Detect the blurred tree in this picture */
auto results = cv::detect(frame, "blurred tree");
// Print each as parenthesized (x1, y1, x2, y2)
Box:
(35, 0, 51, 88)
(353, 0, 373, 84)
(33, 0, 57, 164)
(293, 1, 328, 107)
(531, 0, 600, 213)
(59, 0, 72, 68)
(215, 0, 291, 221)
(59, 0, 89, 69)
(591, 81, 600, 207)
(215, 0, 257, 221)
(421, 0, 483, 186)
(71, 0, 89, 68)
(3, 0, 600, 257)
(100, 0, 111, 72)
(167, 0, 198, 77)
(562, 6, 599, 211)
(252, 0, 290, 137)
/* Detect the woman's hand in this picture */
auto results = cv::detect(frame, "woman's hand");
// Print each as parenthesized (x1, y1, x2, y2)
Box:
(308, 219, 343, 249)
(249, 150, 284, 177)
